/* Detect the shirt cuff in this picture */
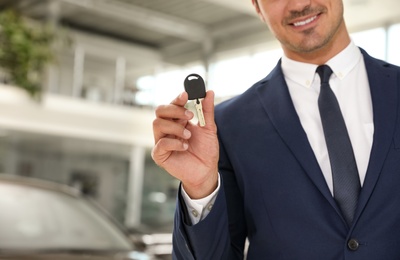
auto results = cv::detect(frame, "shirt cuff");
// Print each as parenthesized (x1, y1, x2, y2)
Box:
(180, 174, 221, 224)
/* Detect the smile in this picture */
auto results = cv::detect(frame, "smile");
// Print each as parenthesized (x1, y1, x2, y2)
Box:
(293, 15, 318, 27)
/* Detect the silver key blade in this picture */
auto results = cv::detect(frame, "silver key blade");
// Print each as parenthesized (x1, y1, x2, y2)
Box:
(194, 99, 206, 127)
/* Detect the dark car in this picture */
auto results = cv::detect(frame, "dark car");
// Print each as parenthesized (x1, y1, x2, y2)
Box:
(0, 174, 152, 260)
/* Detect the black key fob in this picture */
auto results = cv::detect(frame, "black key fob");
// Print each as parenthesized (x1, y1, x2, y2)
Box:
(184, 74, 206, 100)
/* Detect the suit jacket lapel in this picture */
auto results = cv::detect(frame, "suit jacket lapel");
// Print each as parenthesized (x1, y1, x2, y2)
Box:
(354, 50, 399, 222)
(255, 61, 340, 214)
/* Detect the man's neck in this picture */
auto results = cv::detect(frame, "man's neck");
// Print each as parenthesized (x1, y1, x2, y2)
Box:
(283, 25, 351, 65)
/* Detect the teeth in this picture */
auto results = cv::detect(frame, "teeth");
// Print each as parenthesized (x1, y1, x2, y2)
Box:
(293, 15, 317, 27)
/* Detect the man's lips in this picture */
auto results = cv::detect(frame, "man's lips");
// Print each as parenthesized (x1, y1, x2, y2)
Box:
(289, 14, 321, 28)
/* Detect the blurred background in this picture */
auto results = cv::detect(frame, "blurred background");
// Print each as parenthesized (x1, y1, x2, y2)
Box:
(0, 0, 399, 258)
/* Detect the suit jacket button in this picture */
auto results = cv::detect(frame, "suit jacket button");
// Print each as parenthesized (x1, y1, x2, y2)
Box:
(348, 239, 359, 251)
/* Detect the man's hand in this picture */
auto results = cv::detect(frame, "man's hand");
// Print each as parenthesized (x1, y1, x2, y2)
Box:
(152, 90, 219, 199)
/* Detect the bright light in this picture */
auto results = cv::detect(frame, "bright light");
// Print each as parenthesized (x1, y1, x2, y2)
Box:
(351, 28, 386, 60)
(135, 49, 283, 106)
(388, 24, 400, 66)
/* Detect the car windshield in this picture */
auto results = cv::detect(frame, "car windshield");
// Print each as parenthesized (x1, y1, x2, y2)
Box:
(0, 182, 133, 251)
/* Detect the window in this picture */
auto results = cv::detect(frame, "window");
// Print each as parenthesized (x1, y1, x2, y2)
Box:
(388, 24, 400, 66)
(136, 65, 205, 107)
(351, 28, 386, 60)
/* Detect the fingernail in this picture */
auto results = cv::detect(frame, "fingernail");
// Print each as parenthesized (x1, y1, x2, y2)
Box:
(183, 143, 189, 150)
(183, 129, 191, 138)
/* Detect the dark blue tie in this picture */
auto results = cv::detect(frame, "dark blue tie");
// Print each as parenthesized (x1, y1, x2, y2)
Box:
(317, 65, 361, 227)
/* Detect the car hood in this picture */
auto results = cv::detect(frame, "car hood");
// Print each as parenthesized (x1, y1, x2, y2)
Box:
(0, 251, 151, 260)
(0, 254, 113, 260)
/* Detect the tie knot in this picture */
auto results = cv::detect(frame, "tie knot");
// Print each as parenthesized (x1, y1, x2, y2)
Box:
(316, 65, 333, 84)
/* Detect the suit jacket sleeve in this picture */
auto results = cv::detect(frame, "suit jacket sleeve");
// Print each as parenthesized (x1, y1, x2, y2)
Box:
(172, 140, 247, 259)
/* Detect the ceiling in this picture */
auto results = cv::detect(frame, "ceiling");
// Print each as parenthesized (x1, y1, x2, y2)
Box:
(0, 0, 265, 68)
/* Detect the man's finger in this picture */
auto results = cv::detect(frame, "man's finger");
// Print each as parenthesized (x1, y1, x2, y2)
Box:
(171, 91, 188, 106)
(153, 117, 192, 143)
(202, 90, 216, 128)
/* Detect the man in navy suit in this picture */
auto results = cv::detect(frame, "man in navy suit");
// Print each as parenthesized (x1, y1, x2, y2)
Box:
(152, 0, 400, 259)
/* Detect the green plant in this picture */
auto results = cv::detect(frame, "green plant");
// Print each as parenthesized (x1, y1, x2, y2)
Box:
(0, 9, 54, 99)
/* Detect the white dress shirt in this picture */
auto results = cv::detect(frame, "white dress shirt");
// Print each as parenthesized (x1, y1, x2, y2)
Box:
(182, 41, 374, 224)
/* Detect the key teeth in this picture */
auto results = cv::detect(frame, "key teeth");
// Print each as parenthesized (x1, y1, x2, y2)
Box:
(194, 100, 206, 127)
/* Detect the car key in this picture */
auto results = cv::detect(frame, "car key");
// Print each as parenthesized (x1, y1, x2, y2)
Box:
(184, 73, 206, 127)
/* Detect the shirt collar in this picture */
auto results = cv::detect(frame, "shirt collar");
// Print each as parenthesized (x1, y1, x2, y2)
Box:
(281, 41, 362, 88)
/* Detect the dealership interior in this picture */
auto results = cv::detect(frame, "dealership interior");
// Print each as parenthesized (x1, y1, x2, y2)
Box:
(0, 0, 400, 257)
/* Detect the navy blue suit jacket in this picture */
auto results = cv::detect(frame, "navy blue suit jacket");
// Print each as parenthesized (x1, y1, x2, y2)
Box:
(173, 49, 400, 259)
